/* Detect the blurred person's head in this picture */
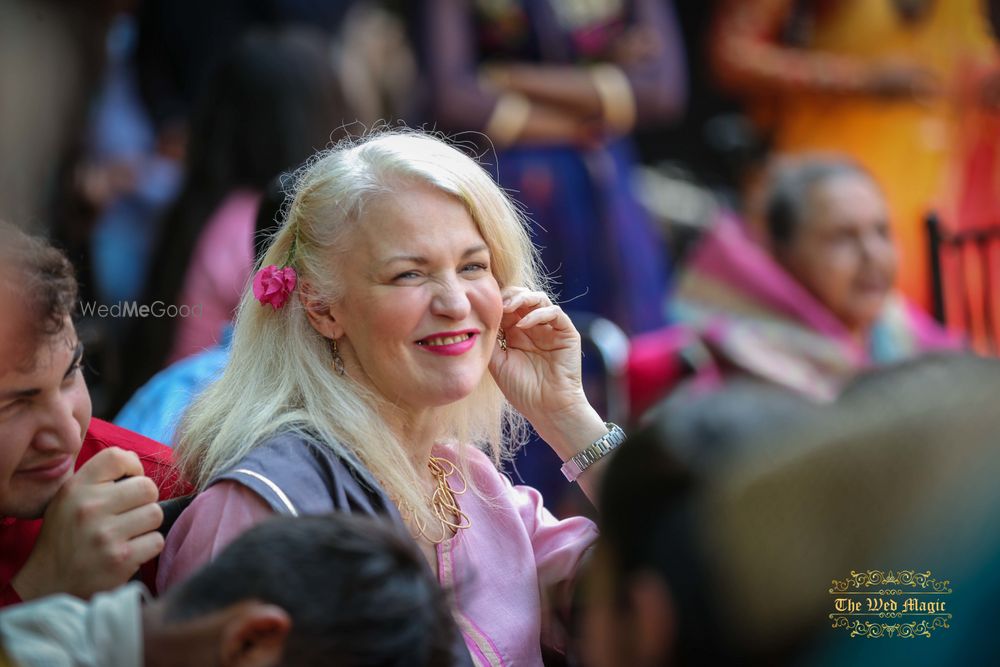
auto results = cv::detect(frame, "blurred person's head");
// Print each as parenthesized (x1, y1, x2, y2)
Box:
(761, 155, 898, 335)
(0, 222, 91, 519)
(177, 27, 347, 204)
(580, 381, 818, 667)
(701, 353, 1000, 663)
(150, 514, 456, 666)
(123, 27, 350, 406)
(582, 354, 1000, 666)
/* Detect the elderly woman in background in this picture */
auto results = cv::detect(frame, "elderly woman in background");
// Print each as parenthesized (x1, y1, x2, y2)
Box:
(669, 155, 960, 401)
(709, 0, 998, 311)
(157, 131, 621, 665)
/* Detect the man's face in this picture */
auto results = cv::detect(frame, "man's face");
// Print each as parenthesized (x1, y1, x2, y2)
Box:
(0, 287, 91, 519)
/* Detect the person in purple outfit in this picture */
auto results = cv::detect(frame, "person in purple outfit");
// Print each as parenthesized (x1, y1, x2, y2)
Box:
(419, 0, 687, 335)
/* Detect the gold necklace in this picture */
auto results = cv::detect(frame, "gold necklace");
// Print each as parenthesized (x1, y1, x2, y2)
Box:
(401, 456, 472, 544)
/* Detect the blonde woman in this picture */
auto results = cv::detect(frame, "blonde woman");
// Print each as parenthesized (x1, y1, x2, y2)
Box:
(157, 131, 624, 664)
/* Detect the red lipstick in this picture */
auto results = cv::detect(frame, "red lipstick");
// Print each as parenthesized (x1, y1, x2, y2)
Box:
(415, 329, 480, 356)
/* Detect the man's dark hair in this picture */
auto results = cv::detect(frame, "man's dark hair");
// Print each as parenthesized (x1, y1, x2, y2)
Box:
(763, 156, 874, 248)
(0, 220, 78, 340)
(163, 514, 458, 667)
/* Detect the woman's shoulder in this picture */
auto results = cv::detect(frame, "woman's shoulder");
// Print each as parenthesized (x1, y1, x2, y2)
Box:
(210, 431, 399, 519)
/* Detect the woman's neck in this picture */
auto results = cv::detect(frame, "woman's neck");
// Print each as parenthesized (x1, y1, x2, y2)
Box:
(391, 405, 447, 468)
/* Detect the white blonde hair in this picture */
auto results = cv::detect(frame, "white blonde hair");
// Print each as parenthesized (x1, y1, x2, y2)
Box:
(175, 129, 547, 528)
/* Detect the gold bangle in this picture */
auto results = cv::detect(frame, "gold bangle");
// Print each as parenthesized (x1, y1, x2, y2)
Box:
(484, 92, 532, 148)
(590, 64, 637, 134)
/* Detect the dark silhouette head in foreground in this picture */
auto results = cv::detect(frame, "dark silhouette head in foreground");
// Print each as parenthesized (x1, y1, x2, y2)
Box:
(150, 514, 457, 667)
(583, 354, 1000, 666)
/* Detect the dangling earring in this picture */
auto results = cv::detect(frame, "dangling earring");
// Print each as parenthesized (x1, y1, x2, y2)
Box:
(331, 338, 346, 376)
(497, 327, 508, 352)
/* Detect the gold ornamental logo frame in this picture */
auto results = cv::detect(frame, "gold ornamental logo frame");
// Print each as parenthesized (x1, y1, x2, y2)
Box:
(828, 569, 952, 638)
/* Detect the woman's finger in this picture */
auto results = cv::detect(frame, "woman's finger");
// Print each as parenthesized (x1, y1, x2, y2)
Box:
(500, 285, 535, 301)
(503, 289, 552, 314)
(513, 304, 574, 332)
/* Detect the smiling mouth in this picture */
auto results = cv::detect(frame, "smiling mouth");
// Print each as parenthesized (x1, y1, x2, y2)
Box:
(416, 333, 476, 347)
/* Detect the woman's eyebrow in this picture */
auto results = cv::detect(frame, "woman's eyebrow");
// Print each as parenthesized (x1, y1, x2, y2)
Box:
(381, 255, 428, 267)
(380, 245, 489, 268)
(462, 244, 490, 257)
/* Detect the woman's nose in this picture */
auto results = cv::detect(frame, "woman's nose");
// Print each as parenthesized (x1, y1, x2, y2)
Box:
(430, 276, 472, 320)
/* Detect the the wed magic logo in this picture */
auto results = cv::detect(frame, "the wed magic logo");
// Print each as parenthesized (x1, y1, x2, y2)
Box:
(829, 569, 952, 638)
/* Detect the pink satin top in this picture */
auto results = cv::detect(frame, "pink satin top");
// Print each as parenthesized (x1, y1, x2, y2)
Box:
(157, 444, 598, 666)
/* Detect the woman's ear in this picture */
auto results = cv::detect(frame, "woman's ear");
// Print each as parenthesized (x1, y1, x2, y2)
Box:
(219, 602, 291, 667)
(299, 280, 343, 339)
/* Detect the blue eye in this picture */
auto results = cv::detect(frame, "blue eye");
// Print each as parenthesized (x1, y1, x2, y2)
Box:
(462, 263, 488, 273)
(394, 271, 420, 281)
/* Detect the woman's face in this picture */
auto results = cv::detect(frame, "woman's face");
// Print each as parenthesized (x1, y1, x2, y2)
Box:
(323, 183, 503, 413)
(777, 174, 898, 334)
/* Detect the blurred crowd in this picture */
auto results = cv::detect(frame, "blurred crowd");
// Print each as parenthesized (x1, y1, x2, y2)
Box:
(2, 1, 999, 412)
(2, 0, 1000, 665)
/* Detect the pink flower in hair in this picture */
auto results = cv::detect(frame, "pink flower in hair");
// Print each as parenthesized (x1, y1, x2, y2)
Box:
(253, 265, 298, 310)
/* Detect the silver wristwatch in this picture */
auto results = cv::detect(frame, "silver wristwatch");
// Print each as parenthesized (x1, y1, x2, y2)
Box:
(560, 422, 626, 483)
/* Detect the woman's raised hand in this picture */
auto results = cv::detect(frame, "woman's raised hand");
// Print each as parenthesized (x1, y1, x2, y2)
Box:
(488, 287, 607, 462)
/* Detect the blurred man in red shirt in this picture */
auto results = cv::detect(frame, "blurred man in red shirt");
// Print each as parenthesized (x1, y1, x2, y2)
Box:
(0, 221, 184, 607)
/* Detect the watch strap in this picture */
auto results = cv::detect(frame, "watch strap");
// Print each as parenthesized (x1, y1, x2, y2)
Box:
(560, 422, 626, 482)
